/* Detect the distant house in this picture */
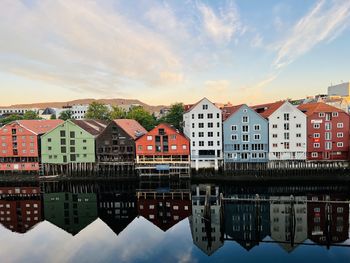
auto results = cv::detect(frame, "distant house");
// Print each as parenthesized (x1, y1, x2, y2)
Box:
(41, 119, 106, 165)
(135, 123, 190, 177)
(183, 98, 223, 170)
(298, 102, 350, 161)
(0, 120, 63, 172)
(222, 104, 268, 165)
(252, 101, 307, 161)
(96, 119, 146, 164)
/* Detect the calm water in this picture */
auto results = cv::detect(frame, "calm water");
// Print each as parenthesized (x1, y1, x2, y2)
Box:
(0, 179, 349, 263)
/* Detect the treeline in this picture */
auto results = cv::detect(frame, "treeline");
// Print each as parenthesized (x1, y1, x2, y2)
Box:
(0, 102, 184, 132)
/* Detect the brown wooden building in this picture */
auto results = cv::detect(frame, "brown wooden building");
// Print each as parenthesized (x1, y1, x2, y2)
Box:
(96, 119, 146, 164)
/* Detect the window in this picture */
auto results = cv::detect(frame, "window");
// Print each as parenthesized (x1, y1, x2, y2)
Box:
(208, 122, 213, 128)
(272, 134, 277, 138)
(147, 136, 152, 141)
(48, 138, 52, 142)
(182, 144, 187, 150)
(284, 142, 290, 149)
(242, 144, 249, 151)
(284, 113, 289, 121)
(233, 144, 240, 151)
(311, 152, 318, 158)
(313, 133, 320, 138)
(147, 145, 153, 150)
(337, 207, 344, 213)
(191, 114, 194, 119)
(199, 123, 204, 128)
(296, 133, 301, 138)
(208, 132, 213, 137)
(337, 132, 344, 138)
(325, 122, 332, 130)
(207, 113, 213, 118)
(202, 104, 208, 110)
(325, 142, 332, 150)
(231, 125, 237, 131)
(242, 116, 249, 123)
(242, 125, 249, 133)
(332, 112, 339, 117)
(272, 124, 277, 129)
(273, 143, 278, 148)
(314, 123, 320, 129)
(337, 142, 344, 147)
(254, 124, 260, 131)
(337, 123, 344, 128)
(217, 113, 220, 118)
(208, 141, 213, 146)
(254, 134, 261, 140)
(171, 145, 177, 150)
(192, 123, 194, 128)
(198, 113, 204, 119)
(326, 113, 331, 121)
(192, 141, 195, 147)
(70, 131, 75, 138)
(199, 132, 204, 137)
(296, 124, 301, 128)
(60, 130, 65, 137)
(192, 132, 195, 137)
(284, 132, 289, 140)
(325, 132, 332, 140)
(314, 143, 320, 148)
(199, 141, 204, 146)
(319, 113, 325, 117)
(242, 134, 249, 142)
(284, 123, 289, 130)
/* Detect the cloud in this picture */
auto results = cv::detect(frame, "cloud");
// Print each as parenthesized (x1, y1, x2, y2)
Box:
(251, 33, 263, 48)
(273, 0, 350, 69)
(197, 1, 241, 44)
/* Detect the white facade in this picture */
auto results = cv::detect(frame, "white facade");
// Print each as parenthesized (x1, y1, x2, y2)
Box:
(183, 98, 223, 170)
(328, 82, 350, 97)
(70, 104, 89, 120)
(270, 196, 307, 252)
(0, 108, 39, 117)
(268, 102, 307, 160)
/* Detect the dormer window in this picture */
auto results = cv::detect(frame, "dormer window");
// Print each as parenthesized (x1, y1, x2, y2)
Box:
(203, 104, 208, 110)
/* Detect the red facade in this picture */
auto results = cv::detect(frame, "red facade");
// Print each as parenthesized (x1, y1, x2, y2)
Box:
(135, 124, 190, 157)
(0, 120, 63, 171)
(298, 103, 350, 161)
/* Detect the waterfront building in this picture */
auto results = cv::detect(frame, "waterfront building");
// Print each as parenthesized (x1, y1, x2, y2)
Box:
(135, 123, 190, 177)
(252, 101, 307, 161)
(96, 119, 146, 164)
(183, 98, 223, 170)
(298, 103, 350, 161)
(41, 120, 106, 165)
(189, 185, 223, 256)
(0, 186, 42, 233)
(270, 196, 307, 252)
(0, 120, 63, 172)
(224, 195, 270, 250)
(307, 195, 349, 246)
(222, 104, 269, 165)
(43, 192, 98, 235)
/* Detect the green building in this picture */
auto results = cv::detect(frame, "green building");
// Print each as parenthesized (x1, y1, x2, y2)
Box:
(43, 192, 98, 235)
(41, 120, 106, 164)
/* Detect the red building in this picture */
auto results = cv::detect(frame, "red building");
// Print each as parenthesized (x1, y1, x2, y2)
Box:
(135, 124, 190, 177)
(0, 186, 42, 233)
(307, 195, 349, 247)
(0, 120, 63, 172)
(298, 103, 350, 161)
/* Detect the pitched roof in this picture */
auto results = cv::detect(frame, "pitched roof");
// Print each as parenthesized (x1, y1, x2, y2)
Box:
(16, 120, 64, 135)
(251, 101, 285, 118)
(184, 97, 219, 113)
(297, 102, 347, 116)
(221, 104, 244, 121)
(114, 119, 147, 139)
(72, 120, 108, 136)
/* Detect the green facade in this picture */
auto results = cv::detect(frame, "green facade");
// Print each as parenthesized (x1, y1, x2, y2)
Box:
(43, 192, 98, 235)
(41, 120, 95, 164)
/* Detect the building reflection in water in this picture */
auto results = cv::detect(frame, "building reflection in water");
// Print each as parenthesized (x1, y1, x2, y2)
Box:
(43, 192, 98, 235)
(0, 186, 42, 233)
(189, 185, 224, 256)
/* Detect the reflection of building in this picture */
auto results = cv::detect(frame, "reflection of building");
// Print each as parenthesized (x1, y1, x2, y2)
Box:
(98, 193, 137, 235)
(44, 192, 97, 235)
(270, 196, 307, 252)
(308, 195, 349, 247)
(189, 185, 223, 256)
(137, 190, 191, 232)
(0, 186, 42, 233)
(224, 195, 270, 250)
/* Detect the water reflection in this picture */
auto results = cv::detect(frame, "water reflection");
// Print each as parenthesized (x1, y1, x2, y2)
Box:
(0, 180, 349, 262)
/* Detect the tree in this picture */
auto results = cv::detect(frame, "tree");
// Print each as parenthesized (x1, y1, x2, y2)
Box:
(50, 114, 57, 120)
(0, 114, 23, 126)
(59, 110, 73, 121)
(127, 106, 156, 131)
(110, 105, 126, 120)
(85, 102, 111, 120)
(161, 103, 184, 131)
(23, 110, 40, 120)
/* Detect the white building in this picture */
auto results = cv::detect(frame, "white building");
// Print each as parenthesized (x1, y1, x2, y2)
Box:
(328, 82, 350, 97)
(0, 108, 39, 117)
(252, 101, 307, 161)
(189, 185, 223, 256)
(270, 196, 307, 252)
(183, 98, 223, 170)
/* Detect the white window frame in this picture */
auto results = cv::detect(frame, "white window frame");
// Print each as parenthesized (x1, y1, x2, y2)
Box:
(337, 142, 344, 147)
(311, 152, 318, 158)
(313, 133, 320, 138)
(337, 123, 344, 128)
(337, 132, 344, 138)
(254, 134, 261, 140)
(314, 143, 320, 148)
(231, 125, 237, 131)
(231, 134, 238, 141)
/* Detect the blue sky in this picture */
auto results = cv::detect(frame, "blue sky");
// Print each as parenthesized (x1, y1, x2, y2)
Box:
(0, 0, 349, 106)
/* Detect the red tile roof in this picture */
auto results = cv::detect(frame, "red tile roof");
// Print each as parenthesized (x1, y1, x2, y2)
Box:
(114, 119, 147, 140)
(251, 101, 285, 118)
(72, 120, 108, 136)
(16, 120, 64, 135)
(222, 104, 244, 121)
(297, 102, 347, 117)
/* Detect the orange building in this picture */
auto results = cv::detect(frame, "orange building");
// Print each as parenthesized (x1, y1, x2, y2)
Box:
(0, 120, 63, 172)
(135, 124, 190, 177)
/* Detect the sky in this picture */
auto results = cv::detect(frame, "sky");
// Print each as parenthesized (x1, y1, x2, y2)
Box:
(0, 0, 350, 106)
